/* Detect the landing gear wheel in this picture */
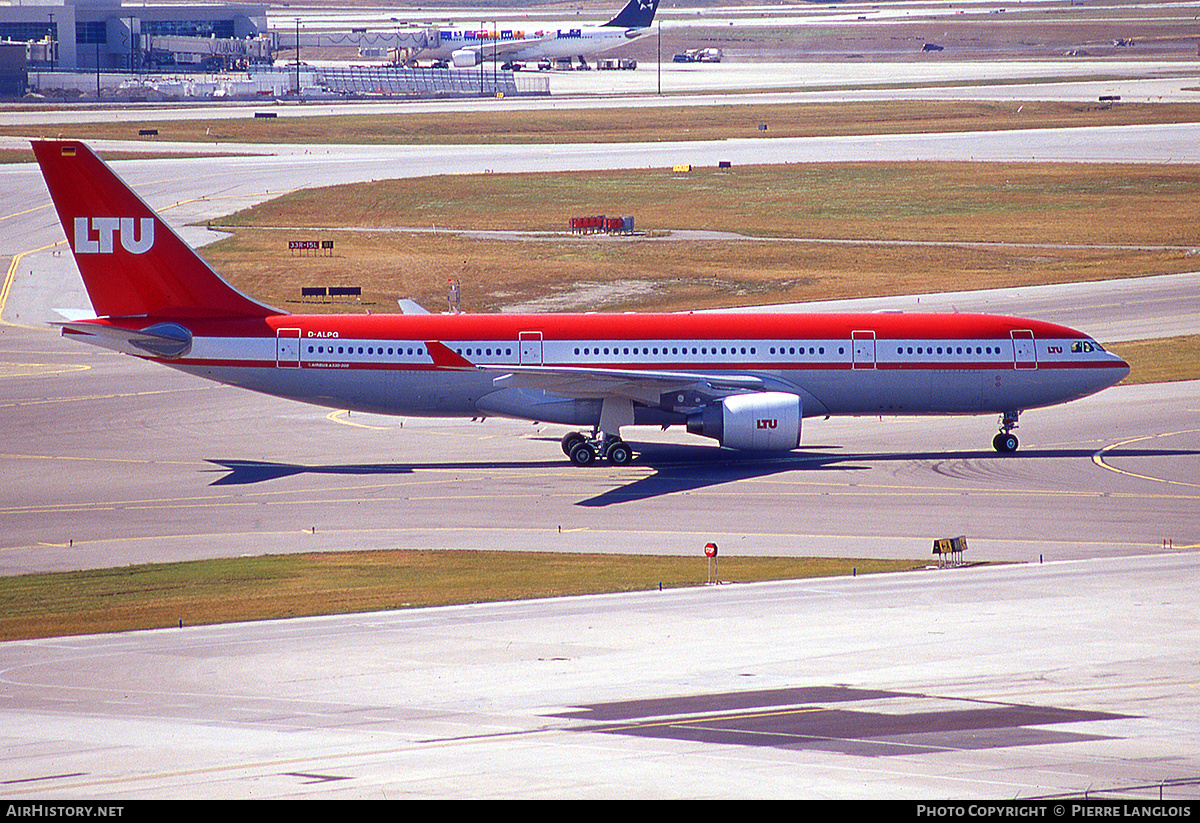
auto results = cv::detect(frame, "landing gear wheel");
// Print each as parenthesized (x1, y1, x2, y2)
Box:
(568, 441, 597, 466)
(604, 440, 633, 466)
(561, 431, 586, 457)
(993, 432, 1019, 453)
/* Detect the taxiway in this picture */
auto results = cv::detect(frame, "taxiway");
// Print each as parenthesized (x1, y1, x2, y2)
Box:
(1, 307, 1198, 577)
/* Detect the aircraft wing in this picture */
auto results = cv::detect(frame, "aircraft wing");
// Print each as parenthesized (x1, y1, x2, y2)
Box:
(456, 35, 553, 59)
(491, 365, 762, 405)
(426, 340, 762, 405)
(397, 298, 431, 315)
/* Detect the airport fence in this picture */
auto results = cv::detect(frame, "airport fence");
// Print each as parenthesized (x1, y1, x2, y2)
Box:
(315, 65, 549, 98)
(25, 65, 550, 101)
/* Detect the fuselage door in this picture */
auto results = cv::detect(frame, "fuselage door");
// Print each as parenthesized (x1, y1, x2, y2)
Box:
(276, 328, 302, 368)
(1011, 329, 1037, 370)
(851, 330, 876, 370)
(519, 331, 544, 366)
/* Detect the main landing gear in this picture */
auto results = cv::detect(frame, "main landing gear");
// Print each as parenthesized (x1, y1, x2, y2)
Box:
(993, 410, 1021, 453)
(561, 431, 633, 467)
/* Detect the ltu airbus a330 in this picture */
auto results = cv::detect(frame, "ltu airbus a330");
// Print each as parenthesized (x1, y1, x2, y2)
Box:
(34, 141, 1129, 466)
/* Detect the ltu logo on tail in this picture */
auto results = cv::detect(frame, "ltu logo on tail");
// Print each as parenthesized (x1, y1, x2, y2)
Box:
(73, 217, 154, 254)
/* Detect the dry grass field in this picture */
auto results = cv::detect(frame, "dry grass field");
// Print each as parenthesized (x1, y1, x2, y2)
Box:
(5, 101, 1200, 152)
(205, 161, 1200, 315)
(1106, 336, 1200, 384)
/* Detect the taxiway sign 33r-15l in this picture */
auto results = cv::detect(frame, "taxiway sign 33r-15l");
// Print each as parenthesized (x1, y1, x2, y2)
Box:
(34, 140, 1129, 466)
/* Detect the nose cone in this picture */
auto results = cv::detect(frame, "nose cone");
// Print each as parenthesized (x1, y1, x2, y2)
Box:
(1113, 355, 1131, 383)
(1094, 350, 1131, 393)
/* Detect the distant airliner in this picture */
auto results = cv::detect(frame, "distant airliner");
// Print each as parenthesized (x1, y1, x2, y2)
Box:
(34, 141, 1129, 466)
(416, 0, 659, 69)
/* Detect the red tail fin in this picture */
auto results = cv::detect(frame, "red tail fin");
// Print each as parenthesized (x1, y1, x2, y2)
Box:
(33, 140, 277, 319)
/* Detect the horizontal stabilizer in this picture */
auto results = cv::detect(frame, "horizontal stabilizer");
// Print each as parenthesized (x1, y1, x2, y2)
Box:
(58, 320, 193, 359)
(53, 308, 98, 322)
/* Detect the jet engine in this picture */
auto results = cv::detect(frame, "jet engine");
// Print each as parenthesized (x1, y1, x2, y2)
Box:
(452, 49, 482, 67)
(686, 392, 802, 451)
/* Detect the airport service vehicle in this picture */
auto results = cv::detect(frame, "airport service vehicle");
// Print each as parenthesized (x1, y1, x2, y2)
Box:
(674, 49, 722, 63)
(34, 141, 1129, 466)
(418, 0, 659, 69)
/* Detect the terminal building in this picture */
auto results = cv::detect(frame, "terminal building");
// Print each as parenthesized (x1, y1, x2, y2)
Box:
(0, 0, 272, 71)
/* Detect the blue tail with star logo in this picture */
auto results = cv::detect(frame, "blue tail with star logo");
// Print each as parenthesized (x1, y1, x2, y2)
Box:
(603, 0, 659, 28)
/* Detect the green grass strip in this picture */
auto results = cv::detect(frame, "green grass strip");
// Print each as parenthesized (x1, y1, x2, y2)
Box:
(0, 550, 927, 640)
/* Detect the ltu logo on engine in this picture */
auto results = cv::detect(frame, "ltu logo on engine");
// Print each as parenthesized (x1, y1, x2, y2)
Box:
(73, 217, 154, 254)
(756, 418, 778, 429)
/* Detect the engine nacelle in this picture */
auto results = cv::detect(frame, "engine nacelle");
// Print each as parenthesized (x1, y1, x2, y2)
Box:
(686, 392, 802, 451)
(452, 49, 481, 67)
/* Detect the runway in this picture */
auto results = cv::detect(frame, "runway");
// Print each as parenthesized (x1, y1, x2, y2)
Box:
(2, 44, 1200, 798)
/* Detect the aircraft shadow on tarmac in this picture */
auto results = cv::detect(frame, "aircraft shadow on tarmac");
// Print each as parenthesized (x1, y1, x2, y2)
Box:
(203, 445, 857, 490)
(205, 443, 1197, 507)
(571, 442, 1200, 507)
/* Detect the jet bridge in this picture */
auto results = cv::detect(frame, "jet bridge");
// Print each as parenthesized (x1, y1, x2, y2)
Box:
(277, 27, 437, 62)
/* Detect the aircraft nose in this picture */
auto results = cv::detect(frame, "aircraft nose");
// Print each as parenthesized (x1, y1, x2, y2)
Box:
(1109, 353, 1131, 385)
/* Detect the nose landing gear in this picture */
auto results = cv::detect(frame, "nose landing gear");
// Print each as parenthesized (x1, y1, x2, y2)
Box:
(993, 411, 1020, 453)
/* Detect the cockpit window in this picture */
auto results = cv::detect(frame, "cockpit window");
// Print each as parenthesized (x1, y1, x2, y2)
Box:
(1071, 340, 1105, 353)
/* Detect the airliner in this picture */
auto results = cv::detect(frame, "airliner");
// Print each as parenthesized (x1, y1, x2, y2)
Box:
(34, 140, 1129, 466)
(416, 0, 659, 69)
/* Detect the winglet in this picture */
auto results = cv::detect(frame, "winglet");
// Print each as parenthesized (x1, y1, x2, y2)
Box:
(397, 298, 430, 315)
(425, 340, 476, 370)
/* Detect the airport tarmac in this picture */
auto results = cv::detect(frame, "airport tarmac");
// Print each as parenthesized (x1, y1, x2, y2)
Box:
(3, 48, 1200, 798)
(0, 550, 1198, 798)
(7, 59, 1200, 133)
(2, 293, 1198, 577)
(10, 60, 1200, 126)
(728, 271, 1200, 344)
(1, 265, 1198, 797)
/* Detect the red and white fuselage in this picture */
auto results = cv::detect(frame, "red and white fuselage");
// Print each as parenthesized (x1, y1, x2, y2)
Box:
(35, 140, 1129, 464)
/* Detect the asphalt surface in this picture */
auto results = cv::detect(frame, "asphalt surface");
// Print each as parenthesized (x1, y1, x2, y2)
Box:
(1, 551, 1197, 798)
(1, 47, 1198, 799)
(2, 311, 1197, 577)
